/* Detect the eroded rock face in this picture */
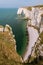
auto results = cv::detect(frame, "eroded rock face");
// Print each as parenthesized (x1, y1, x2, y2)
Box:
(23, 27, 39, 62)
(17, 8, 31, 19)
(17, 6, 43, 63)
(29, 32, 43, 63)
(17, 7, 43, 28)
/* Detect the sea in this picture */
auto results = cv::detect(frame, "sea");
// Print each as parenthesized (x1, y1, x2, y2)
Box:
(0, 8, 27, 56)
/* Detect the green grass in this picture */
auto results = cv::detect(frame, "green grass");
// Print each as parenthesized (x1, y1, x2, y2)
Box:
(0, 31, 23, 65)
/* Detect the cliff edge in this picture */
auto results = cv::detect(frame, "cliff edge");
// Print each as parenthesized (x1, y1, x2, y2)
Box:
(0, 24, 22, 65)
(17, 5, 43, 63)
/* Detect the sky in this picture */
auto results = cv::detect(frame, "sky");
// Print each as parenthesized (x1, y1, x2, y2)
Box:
(0, 0, 43, 8)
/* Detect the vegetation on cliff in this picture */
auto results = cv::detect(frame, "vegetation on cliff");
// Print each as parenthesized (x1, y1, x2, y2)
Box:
(0, 25, 23, 65)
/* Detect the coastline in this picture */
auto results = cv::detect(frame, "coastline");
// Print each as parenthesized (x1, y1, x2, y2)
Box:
(22, 21, 39, 62)
(17, 6, 43, 62)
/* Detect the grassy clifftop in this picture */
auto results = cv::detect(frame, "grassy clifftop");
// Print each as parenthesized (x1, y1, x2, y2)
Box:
(0, 25, 22, 65)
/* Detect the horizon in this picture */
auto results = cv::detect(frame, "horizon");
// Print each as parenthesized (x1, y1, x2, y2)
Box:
(0, 0, 43, 8)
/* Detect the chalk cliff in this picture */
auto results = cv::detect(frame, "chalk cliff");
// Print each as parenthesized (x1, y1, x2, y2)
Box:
(17, 6, 43, 27)
(17, 5, 43, 63)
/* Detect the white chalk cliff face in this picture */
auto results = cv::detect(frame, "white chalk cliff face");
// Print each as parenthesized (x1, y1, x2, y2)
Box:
(23, 27, 39, 62)
(17, 8, 31, 19)
(17, 7, 43, 27)
(17, 6, 43, 63)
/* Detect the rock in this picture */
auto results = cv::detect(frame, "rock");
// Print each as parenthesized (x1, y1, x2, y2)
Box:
(17, 5, 43, 64)
(29, 32, 43, 63)
(17, 6, 43, 28)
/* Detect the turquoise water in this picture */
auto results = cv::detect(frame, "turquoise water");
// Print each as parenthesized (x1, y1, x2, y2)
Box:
(0, 8, 27, 56)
